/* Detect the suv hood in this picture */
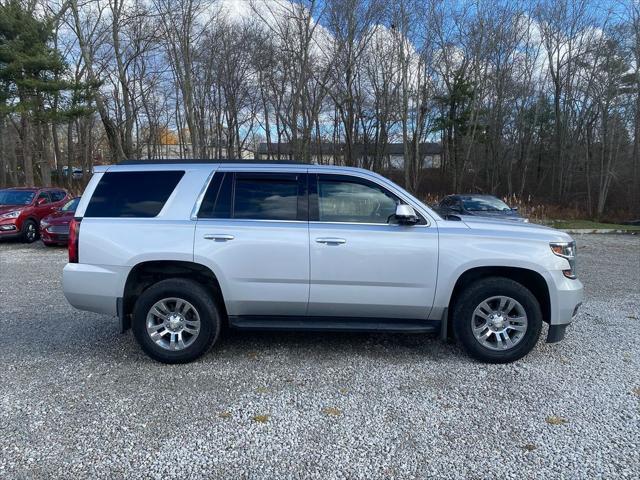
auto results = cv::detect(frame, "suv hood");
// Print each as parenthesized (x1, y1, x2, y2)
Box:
(0, 205, 25, 215)
(460, 216, 573, 242)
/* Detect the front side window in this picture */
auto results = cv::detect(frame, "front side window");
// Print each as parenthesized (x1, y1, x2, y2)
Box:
(37, 192, 50, 204)
(316, 175, 399, 224)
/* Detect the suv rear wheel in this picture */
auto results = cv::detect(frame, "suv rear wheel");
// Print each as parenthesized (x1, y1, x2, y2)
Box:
(132, 278, 221, 363)
(453, 277, 543, 363)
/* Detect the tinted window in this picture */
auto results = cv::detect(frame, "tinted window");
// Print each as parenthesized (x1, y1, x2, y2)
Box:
(50, 190, 67, 202)
(85, 171, 184, 218)
(317, 176, 398, 224)
(234, 176, 298, 220)
(198, 172, 232, 219)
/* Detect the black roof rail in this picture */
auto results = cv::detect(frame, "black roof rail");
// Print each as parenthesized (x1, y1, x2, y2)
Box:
(117, 158, 309, 165)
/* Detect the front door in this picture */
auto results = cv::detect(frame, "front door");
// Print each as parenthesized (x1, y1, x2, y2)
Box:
(308, 173, 438, 319)
(194, 170, 309, 317)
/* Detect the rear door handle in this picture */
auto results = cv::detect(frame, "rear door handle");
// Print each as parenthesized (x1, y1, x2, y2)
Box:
(203, 234, 235, 241)
(315, 237, 346, 245)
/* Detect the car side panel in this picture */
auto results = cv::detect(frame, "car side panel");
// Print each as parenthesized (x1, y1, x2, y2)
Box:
(194, 220, 310, 316)
(432, 223, 584, 325)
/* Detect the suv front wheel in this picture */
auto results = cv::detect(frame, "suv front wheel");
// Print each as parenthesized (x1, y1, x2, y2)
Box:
(132, 278, 221, 363)
(453, 277, 543, 363)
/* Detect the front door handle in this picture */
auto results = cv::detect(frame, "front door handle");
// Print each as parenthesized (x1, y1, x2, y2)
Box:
(315, 237, 346, 245)
(203, 234, 235, 241)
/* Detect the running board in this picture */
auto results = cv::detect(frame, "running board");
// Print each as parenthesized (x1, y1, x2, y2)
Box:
(228, 316, 440, 333)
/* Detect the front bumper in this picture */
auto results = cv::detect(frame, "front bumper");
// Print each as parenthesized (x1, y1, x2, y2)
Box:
(0, 221, 19, 238)
(545, 270, 584, 342)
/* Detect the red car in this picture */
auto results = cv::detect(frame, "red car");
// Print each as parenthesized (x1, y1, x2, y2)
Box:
(0, 187, 71, 243)
(40, 197, 81, 246)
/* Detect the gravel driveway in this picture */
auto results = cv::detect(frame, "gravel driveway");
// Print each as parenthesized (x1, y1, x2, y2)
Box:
(1, 234, 638, 479)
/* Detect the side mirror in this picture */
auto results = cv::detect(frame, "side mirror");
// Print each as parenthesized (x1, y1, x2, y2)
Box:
(36, 197, 47, 206)
(450, 204, 463, 213)
(395, 204, 419, 225)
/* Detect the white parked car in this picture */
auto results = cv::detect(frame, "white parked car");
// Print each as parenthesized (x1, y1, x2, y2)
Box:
(63, 161, 583, 363)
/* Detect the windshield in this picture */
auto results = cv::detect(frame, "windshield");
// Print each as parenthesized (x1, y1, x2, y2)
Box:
(61, 197, 80, 212)
(462, 196, 511, 212)
(0, 190, 36, 206)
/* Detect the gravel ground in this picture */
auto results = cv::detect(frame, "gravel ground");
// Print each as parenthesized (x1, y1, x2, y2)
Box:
(0, 234, 639, 479)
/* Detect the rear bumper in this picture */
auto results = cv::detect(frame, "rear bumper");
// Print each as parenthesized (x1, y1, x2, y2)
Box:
(63, 263, 129, 316)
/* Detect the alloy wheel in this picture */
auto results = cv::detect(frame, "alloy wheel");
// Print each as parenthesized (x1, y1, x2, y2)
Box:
(146, 297, 201, 351)
(26, 223, 37, 242)
(471, 295, 528, 351)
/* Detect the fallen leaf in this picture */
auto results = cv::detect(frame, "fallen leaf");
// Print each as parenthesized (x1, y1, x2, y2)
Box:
(247, 351, 259, 360)
(252, 414, 270, 423)
(521, 444, 537, 452)
(545, 415, 568, 425)
(339, 388, 349, 395)
(256, 387, 268, 394)
(218, 411, 232, 419)
(322, 407, 342, 417)
(632, 387, 640, 397)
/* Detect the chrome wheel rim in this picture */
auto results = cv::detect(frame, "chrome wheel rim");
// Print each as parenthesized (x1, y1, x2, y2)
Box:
(26, 223, 36, 241)
(471, 296, 528, 351)
(146, 297, 201, 351)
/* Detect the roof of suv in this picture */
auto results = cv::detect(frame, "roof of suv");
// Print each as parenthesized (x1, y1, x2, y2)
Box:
(96, 161, 375, 176)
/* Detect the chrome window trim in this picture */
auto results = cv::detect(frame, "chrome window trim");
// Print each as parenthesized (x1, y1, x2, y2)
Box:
(190, 169, 217, 220)
(194, 218, 307, 224)
(309, 220, 430, 228)
(191, 167, 434, 227)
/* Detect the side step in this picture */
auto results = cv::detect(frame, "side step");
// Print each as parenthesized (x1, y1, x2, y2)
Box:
(228, 316, 441, 333)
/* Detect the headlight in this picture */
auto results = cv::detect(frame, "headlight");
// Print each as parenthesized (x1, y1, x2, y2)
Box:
(1, 210, 21, 219)
(550, 241, 577, 279)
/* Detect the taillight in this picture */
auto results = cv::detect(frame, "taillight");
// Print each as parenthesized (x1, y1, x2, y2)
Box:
(68, 218, 81, 263)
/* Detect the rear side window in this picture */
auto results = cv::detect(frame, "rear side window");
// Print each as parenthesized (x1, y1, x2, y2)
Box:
(84, 171, 184, 218)
(198, 172, 305, 221)
(50, 191, 66, 202)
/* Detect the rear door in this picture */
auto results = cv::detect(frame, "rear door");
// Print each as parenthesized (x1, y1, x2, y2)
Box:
(308, 173, 438, 319)
(194, 170, 309, 317)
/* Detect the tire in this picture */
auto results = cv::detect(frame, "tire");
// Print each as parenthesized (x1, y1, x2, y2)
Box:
(21, 219, 39, 243)
(453, 277, 543, 363)
(132, 278, 221, 364)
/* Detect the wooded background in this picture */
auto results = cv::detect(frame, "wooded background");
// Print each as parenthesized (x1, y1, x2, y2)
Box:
(0, 0, 638, 219)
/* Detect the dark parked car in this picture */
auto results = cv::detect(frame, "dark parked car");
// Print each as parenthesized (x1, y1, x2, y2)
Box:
(437, 194, 527, 222)
(0, 187, 71, 243)
(40, 197, 80, 246)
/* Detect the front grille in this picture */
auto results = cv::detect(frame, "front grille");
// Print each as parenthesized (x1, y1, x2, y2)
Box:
(48, 225, 70, 234)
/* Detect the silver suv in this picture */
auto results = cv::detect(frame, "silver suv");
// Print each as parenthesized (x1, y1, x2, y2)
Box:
(63, 161, 583, 364)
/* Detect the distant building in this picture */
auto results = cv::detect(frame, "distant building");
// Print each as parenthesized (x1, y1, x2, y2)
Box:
(255, 142, 442, 169)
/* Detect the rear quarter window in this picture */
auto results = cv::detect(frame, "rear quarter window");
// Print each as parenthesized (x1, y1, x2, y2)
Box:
(84, 171, 184, 218)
